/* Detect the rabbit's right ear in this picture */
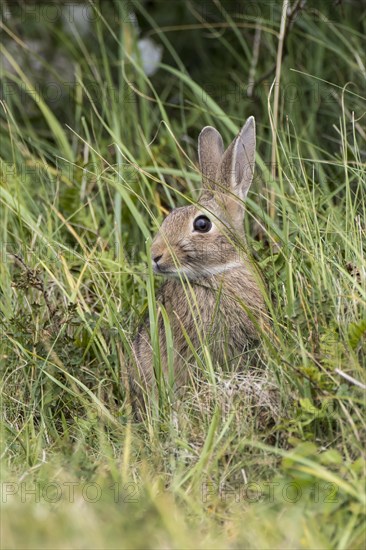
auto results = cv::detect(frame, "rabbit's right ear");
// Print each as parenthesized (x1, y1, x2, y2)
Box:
(198, 126, 224, 193)
(220, 116, 256, 201)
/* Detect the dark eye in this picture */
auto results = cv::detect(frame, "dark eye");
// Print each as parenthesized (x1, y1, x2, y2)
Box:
(193, 215, 212, 233)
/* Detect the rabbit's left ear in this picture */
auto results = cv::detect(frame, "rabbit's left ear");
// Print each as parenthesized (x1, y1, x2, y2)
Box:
(198, 126, 224, 191)
(220, 116, 256, 200)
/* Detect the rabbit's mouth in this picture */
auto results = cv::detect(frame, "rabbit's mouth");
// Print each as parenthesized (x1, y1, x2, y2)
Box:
(153, 261, 242, 280)
(152, 262, 175, 276)
(153, 263, 165, 274)
(152, 260, 189, 278)
(152, 255, 188, 276)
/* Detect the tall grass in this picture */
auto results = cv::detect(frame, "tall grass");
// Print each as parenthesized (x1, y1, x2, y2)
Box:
(0, 1, 365, 548)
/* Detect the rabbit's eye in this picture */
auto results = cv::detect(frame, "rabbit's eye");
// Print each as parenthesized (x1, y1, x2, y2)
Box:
(193, 215, 212, 233)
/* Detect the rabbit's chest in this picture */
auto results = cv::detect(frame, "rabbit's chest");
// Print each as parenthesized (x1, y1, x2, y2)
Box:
(159, 279, 253, 353)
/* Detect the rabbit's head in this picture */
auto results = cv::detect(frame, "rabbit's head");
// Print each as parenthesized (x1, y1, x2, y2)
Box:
(151, 116, 256, 279)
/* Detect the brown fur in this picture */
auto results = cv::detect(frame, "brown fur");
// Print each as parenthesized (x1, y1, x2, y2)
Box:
(130, 117, 267, 407)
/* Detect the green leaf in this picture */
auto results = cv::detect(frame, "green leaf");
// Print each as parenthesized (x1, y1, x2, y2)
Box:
(348, 319, 366, 349)
(320, 449, 343, 466)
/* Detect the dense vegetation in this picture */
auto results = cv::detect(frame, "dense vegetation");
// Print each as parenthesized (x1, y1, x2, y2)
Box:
(1, 1, 365, 548)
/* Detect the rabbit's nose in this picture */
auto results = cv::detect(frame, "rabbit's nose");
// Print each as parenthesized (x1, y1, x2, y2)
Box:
(153, 254, 163, 264)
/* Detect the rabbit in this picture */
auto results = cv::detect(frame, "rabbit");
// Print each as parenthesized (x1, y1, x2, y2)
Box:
(129, 116, 267, 409)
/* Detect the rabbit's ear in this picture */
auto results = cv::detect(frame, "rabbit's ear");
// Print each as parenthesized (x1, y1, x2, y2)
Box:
(198, 126, 224, 191)
(220, 116, 256, 200)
